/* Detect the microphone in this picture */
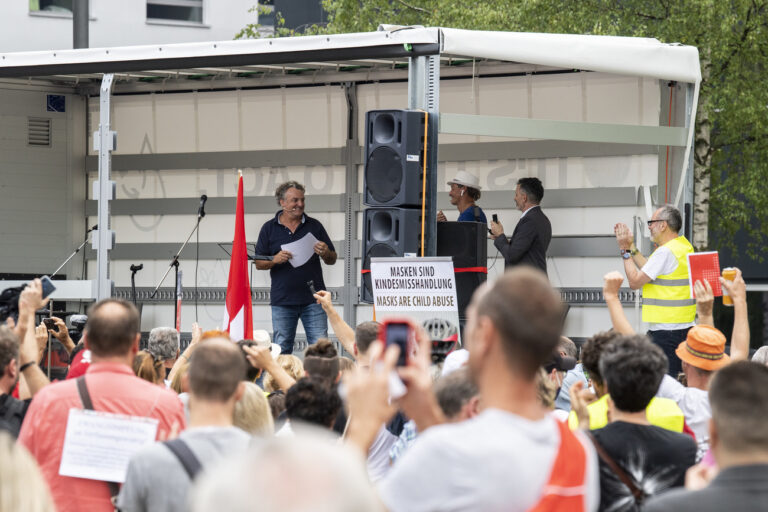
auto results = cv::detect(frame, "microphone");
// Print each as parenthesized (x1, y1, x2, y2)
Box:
(130, 264, 144, 272)
(198, 195, 208, 218)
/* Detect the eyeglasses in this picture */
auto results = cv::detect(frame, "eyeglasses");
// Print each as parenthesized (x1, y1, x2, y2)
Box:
(647, 219, 666, 228)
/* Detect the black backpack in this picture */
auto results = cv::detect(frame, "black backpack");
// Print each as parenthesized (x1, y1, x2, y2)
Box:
(0, 393, 28, 439)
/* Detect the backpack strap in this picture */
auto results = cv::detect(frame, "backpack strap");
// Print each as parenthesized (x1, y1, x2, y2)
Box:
(75, 376, 121, 503)
(473, 206, 481, 222)
(163, 439, 203, 480)
(76, 376, 94, 410)
(586, 431, 646, 504)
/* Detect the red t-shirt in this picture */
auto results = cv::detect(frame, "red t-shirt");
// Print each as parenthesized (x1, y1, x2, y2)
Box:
(66, 349, 91, 379)
(19, 362, 186, 512)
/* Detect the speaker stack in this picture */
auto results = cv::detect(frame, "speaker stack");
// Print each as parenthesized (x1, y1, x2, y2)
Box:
(361, 110, 427, 303)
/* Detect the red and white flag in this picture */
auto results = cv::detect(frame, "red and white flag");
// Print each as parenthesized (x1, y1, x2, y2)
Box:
(222, 173, 253, 341)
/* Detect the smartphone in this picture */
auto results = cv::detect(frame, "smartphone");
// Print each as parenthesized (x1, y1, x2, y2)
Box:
(43, 318, 59, 332)
(40, 276, 56, 299)
(492, 214, 499, 223)
(379, 319, 412, 367)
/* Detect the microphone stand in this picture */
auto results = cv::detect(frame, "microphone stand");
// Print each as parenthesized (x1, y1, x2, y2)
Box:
(50, 227, 96, 279)
(130, 264, 143, 306)
(45, 226, 95, 379)
(150, 215, 203, 324)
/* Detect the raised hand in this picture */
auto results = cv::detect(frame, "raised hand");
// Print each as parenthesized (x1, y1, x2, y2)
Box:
(613, 223, 633, 250)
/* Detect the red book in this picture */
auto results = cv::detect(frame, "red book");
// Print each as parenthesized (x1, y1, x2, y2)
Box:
(686, 251, 722, 298)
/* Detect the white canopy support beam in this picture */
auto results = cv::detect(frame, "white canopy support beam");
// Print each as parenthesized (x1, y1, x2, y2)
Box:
(94, 74, 116, 300)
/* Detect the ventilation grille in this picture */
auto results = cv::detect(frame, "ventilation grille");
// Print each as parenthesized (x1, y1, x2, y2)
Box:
(28, 118, 51, 147)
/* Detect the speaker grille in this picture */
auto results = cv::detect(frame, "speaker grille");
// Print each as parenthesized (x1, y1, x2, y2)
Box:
(369, 210, 393, 242)
(365, 146, 403, 204)
(371, 113, 396, 144)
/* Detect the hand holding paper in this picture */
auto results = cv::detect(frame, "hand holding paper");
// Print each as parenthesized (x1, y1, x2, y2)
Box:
(687, 252, 722, 298)
(272, 250, 293, 265)
(280, 233, 319, 268)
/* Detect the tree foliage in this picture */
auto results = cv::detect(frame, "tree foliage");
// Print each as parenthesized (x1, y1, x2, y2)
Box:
(240, 0, 768, 260)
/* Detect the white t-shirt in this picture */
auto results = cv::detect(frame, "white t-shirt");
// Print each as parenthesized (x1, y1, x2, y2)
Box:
(656, 375, 711, 460)
(641, 246, 695, 331)
(366, 425, 399, 483)
(378, 409, 599, 512)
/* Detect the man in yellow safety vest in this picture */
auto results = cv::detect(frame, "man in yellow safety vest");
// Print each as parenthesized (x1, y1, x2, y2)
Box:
(614, 205, 695, 376)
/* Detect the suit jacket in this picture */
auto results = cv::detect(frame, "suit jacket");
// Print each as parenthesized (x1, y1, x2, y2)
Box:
(494, 205, 551, 274)
(643, 464, 768, 512)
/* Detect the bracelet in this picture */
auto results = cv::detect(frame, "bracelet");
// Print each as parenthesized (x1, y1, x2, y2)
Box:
(19, 361, 36, 372)
(180, 353, 189, 362)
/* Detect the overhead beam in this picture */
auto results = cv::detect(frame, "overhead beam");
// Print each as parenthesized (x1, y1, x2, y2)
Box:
(0, 43, 440, 79)
(440, 113, 689, 147)
(84, 140, 658, 172)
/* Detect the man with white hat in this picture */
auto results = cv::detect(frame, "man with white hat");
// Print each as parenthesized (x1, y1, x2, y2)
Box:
(437, 170, 487, 224)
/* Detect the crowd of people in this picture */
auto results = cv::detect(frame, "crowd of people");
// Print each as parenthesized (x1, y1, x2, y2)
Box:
(1, 196, 765, 511)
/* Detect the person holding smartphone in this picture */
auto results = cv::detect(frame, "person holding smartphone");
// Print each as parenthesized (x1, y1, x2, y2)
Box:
(490, 177, 552, 275)
(437, 171, 487, 224)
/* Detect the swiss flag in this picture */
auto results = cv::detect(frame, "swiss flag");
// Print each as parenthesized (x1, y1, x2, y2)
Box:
(222, 173, 253, 341)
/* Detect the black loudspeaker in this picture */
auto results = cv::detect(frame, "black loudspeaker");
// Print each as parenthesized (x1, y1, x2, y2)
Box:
(364, 110, 426, 207)
(436, 222, 488, 320)
(360, 208, 422, 303)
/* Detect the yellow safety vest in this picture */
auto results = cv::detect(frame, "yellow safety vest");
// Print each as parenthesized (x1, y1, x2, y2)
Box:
(641, 236, 696, 324)
(567, 394, 685, 432)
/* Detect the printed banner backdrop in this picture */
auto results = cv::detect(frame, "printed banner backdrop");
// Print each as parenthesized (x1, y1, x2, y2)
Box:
(370, 257, 461, 345)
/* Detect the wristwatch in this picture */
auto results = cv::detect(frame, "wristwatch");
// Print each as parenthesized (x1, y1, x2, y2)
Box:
(621, 249, 631, 260)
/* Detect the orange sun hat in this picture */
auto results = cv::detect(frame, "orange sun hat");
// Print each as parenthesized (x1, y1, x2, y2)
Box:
(676, 324, 729, 371)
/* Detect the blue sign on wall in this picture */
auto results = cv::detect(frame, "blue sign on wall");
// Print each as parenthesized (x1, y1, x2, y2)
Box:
(47, 95, 66, 113)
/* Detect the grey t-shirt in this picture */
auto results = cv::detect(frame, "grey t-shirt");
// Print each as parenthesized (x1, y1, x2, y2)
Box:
(379, 409, 600, 512)
(117, 426, 252, 512)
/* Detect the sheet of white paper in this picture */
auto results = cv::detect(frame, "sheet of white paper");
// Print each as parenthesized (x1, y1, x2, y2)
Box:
(59, 409, 158, 483)
(281, 232, 319, 268)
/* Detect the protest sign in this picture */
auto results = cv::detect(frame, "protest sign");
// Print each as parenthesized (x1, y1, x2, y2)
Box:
(59, 409, 158, 483)
(370, 257, 461, 344)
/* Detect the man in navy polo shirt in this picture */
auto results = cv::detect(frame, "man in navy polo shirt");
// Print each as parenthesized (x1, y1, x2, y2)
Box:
(254, 181, 337, 354)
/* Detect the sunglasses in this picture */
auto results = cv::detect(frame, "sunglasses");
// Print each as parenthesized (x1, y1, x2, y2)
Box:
(647, 219, 666, 227)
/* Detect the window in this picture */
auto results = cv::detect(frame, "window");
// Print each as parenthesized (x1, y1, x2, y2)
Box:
(147, 0, 203, 24)
(29, 0, 73, 14)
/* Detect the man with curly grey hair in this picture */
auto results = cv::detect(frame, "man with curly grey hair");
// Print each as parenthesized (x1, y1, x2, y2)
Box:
(254, 181, 336, 354)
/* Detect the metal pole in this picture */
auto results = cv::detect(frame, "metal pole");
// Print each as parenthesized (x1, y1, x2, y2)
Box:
(73, 0, 89, 49)
(683, 83, 695, 236)
(95, 74, 115, 300)
(407, 54, 440, 256)
(342, 82, 359, 329)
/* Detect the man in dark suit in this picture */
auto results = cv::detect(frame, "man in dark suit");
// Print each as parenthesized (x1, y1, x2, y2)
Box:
(490, 177, 551, 274)
(644, 361, 768, 512)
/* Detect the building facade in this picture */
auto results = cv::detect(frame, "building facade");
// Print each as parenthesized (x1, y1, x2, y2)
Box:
(1, 0, 257, 52)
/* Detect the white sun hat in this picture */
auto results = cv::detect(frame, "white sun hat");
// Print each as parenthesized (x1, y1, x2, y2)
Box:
(253, 329, 281, 359)
(447, 170, 481, 190)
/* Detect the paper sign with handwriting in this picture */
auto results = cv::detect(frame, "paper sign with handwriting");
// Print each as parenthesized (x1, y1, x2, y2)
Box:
(59, 409, 158, 483)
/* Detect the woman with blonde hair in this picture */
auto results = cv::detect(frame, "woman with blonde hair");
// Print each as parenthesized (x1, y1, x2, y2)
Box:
(0, 431, 55, 512)
(132, 350, 165, 385)
(233, 381, 274, 436)
(264, 354, 303, 393)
